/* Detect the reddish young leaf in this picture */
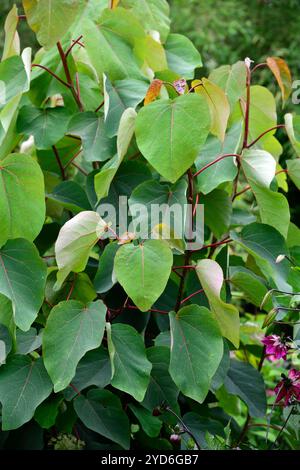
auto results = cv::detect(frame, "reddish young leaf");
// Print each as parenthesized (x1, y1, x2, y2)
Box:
(266, 57, 292, 105)
(144, 79, 163, 105)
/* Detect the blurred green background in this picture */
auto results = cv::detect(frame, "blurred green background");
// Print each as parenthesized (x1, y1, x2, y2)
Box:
(1, 0, 300, 76)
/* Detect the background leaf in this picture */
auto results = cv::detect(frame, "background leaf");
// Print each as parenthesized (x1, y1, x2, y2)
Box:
(43, 300, 106, 392)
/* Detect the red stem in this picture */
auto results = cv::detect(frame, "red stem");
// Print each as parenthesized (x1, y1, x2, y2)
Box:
(180, 289, 204, 305)
(95, 100, 105, 113)
(242, 66, 251, 148)
(57, 41, 84, 111)
(65, 35, 84, 58)
(64, 149, 82, 169)
(127, 305, 169, 315)
(31, 64, 71, 88)
(193, 154, 240, 178)
(52, 145, 66, 180)
(246, 124, 286, 148)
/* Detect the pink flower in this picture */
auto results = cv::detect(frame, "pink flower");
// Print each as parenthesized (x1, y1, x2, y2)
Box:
(173, 79, 187, 95)
(275, 369, 300, 406)
(261, 335, 289, 361)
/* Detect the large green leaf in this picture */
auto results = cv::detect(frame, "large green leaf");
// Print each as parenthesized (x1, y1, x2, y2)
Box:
(196, 259, 240, 347)
(0, 153, 45, 247)
(74, 388, 130, 449)
(83, 8, 144, 82)
(0, 239, 47, 331)
(54, 211, 107, 289)
(165, 33, 202, 79)
(114, 240, 173, 312)
(195, 122, 241, 194)
(135, 94, 210, 183)
(209, 61, 246, 110)
(224, 360, 267, 418)
(241, 149, 290, 237)
(94, 108, 136, 201)
(43, 300, 106, 392)
(0, 355, 52, 430)
(17, 106, 71, 149)
(106, 322, 152, 401)
(241, 149, 276, 187)
(169, 305, 223, 403)
(120, 0, 170, 43)
(230, 223, 291, 291)
(23, 0, 86, 49)
(68, 112, 115, 162)
(103, 76, 148, 137)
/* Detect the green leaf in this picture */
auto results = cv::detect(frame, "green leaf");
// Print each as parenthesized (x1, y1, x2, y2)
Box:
(94, 107, 136, 201)
(16, 327, 42, 355)
(135, 94, 210, 183)
(43, 300, 106, 392)
(250, 183, 290, 239)
(114, 240, 173, 312)
(74, 388, 130, 449)
(120, 0, 170, 43)
(196, 259, 240, 347)
(194, 78, 230, 141)
(224, 360, 267, 418)
(230, 223, 291, 291)
(165, 33, 202, 79)
(48, 180, 92, 213)
(241, 149, 276, 187)
(128, 403, 162, 437)
(23, 0, 86, 49)
(0, 239, 47, 331)
(241, 149, 290, 238)
(64, 347, 111, 400)
(34, 395, 63, 429)
(287, 158, 300, 189)
(17, 106, 71, 149)
(0, 355, 52, 430)
(103, 76, 148, 137)
(229, 267, 271, 309)
(0, 56, 29, 110)
(202, 189, 232, 238)
(94, 242, 119, 294)
(209, 61, 246, 110)
(106, 322, 152, 401)
(240, 85, 277, 144)
(54, 211, 106, 289)
(169, 305, 223, 403)
(2, 5, 20, 60)
(142, 346, 179, 412)
(83, 9, 144, 82)
(0, 153, 45, 248)
(195, 122, 241, 194)
(68, 112, 115, 162)
(285, 113, 300, 157)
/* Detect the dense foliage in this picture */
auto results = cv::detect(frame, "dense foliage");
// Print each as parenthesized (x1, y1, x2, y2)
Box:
(0, 0, 300, 451)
